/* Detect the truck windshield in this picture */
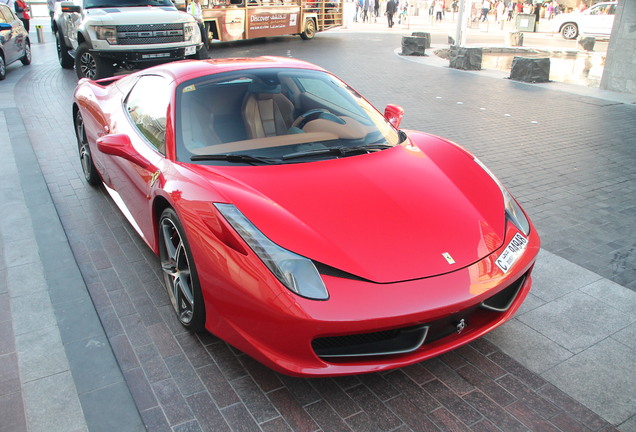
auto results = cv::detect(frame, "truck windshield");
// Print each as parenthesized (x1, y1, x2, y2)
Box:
(85, 0, 175, 9)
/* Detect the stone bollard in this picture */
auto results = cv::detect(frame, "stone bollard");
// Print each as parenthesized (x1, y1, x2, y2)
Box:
(509, 57, 550, 83)
(449, 47, 482, 70)
(578, 37, 596, 51)
(508, 31, 523, 47)
(401, 36, 426, 56)
(411, 32, 431, 49)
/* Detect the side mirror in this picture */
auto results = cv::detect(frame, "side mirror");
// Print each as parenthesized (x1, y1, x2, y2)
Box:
(0, 23, 11, 31)
(384, 104, 404, 129)
(60, 1, 82, 13)
(97, 134, 156, 172)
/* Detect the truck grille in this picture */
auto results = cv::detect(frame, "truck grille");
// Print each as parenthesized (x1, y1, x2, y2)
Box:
(116, 23, 185, 45)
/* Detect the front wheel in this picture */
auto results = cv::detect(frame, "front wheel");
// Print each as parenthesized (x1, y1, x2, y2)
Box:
(21, 40, 32, 65)
(0, 56, 6, 80)
(300, 18, 316, 40)
(75, 110, 100, 185)
(75, 43, 114, 80)
(561, 23, 578, 40)
(56, 31, 74, 69)
(159, 208, 206, 331)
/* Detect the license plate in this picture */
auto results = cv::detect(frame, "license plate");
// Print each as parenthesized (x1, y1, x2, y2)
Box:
(495, 233, 528, 273)
(185, 45, 196, 56)
(142, 52, 170, 59)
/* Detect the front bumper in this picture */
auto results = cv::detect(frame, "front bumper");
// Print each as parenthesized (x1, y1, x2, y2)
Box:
(195, 218, 540, 377)
(95, 45, 202, 63)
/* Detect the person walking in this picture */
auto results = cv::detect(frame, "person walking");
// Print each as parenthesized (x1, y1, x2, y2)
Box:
(47, 0, 57, 31)
(480, 0, 490, 22)
(187, 0, 207, 45)
(14, 0, 30, 32)
(433, 0, 443, 22)
(386, 0, 397, 28)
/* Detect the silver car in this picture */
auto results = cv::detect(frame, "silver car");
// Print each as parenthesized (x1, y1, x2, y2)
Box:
(0, 3, 31, 80)
(552, 1, 617, 40)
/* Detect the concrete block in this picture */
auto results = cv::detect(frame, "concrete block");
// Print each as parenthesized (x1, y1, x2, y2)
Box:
(449, 47, 482, 70)
(401, 36, 426, 56)
(509, 56, 550, 83)
(411, 32, 431, 48)
(509, 31, 523, 47)
(578, 36, 596, 51)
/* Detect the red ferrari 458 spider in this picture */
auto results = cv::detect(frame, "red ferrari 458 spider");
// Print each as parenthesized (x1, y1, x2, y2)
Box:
(73, 57, 540, 376)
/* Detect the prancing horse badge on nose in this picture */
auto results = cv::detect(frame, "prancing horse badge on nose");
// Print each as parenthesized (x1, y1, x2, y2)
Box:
(442, 252, 455, 265)
(456, 319, 466, 334)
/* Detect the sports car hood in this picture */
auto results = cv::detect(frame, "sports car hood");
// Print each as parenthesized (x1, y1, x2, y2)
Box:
(198, 133, 506, 283)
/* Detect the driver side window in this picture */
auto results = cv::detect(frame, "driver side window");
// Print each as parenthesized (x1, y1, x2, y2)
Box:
(125, 75, 170, 154)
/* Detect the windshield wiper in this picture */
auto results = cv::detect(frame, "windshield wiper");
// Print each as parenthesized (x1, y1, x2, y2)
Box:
(282, 144, 392, 161)
(190, 154, 278, 165)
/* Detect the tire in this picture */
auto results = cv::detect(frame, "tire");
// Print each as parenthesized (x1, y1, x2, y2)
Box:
(21, 40, 32, 65)
(75, 110, 100, 186)
(561, 23, 578, 40)
(159, 208, 206, 331)
(0, 56, 6, 81)
(300, 18, 316, 40)
(56, 30, 74, 69)
(75, 43, 114, 80)
(194, 46, 208, 60)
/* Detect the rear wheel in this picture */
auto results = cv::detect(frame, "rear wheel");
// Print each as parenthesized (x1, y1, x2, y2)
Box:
(56, 30, 74, 69)
(561, 23, 578, 40)
(75, 110, 100, 186)
(300, 18, 316, 40)
(159, 208, 206, 331)
(21, 40, 32, 65)
(75, 43, 114, 80)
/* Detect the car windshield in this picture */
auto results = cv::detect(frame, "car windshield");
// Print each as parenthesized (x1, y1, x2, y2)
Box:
(85, 0, 174, 9)
(175, 68, 403, 166)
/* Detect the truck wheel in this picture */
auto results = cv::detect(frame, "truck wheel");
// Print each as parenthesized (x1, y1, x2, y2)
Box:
(56, 31, 74, 69)
(194, 46, 209, 60)
(75, 43, 113, 80)
(300, 18, 316, 40)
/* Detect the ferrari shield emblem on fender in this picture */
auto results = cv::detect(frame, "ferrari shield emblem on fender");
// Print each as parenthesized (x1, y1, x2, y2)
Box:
(456, 319, 466, 334)
(442, 252, 456, 265)
(150, 170, 161, 187)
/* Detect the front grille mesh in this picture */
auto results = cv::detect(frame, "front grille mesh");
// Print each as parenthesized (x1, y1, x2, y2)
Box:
(116, 23, 184, 45)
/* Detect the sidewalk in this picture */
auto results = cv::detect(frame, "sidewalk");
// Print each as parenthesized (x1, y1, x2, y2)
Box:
(1, 23, 634, 432)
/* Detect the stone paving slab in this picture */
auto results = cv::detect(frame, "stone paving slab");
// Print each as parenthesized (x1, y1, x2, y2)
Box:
(2, 24, 635, 432)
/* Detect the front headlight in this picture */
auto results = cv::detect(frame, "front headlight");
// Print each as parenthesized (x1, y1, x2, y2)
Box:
(184, 22, 200, 43)
(474, 157, 530, 235)
(94, 25, 117, 44)
(215, 204, 329, 300)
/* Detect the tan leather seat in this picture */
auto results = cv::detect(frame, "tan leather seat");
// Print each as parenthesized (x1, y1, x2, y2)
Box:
(242, 82, 295, 139)
(181, 94, 221, 151)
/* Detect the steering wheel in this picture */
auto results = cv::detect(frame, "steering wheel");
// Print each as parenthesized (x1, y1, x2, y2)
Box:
(291, 108, 345, 129)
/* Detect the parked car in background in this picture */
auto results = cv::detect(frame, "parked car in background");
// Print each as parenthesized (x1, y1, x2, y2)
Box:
(0, 3, 31, 80)
(72, 57, 540, 377)
(552, 1, 617, 40)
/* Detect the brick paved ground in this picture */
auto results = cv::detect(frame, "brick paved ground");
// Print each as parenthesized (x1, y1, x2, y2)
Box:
(5, 30, 634, 431)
